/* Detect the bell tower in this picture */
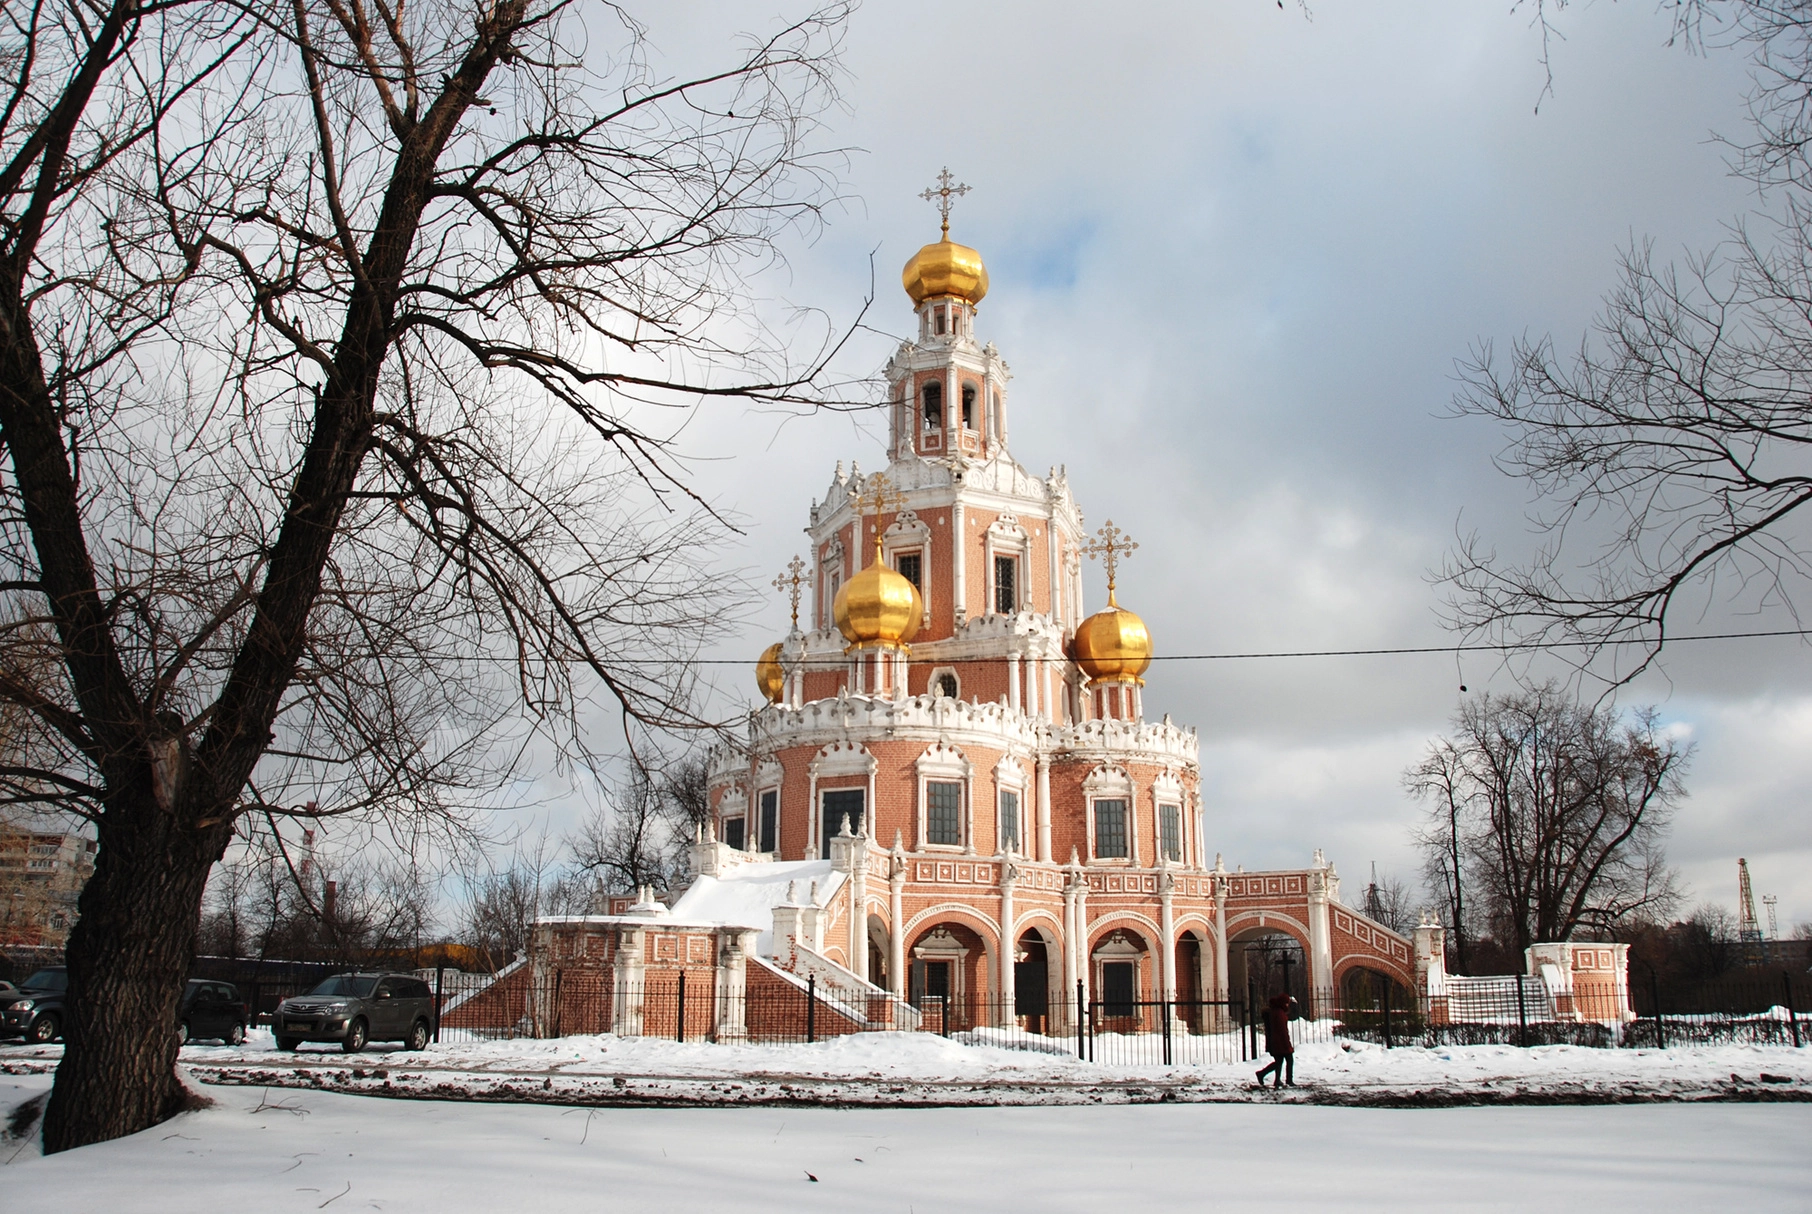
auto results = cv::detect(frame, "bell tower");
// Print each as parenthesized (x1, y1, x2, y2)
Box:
(889, 169, 1011, 464)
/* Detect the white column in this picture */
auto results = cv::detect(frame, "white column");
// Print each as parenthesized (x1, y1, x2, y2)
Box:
(1308, 864, 1334, 1014)
(1036, 755, 1052, 863)
(1213, 872, 1231, 1029)
(1008, 653, 1021, 712)
(952, 501, 966, 623)
(1060, 879, 1077, 1021)
(889, 863, 906, 997)
(999, 866, 1016, 1026)
(1159, 873, 1176, 999)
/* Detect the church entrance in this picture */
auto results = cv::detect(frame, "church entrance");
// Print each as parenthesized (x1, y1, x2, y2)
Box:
(1014, 932, 1050, 1033)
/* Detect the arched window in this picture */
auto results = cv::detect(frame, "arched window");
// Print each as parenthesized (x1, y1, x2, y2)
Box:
(922, 380, 942, 430)
(932, 671, 959, 699)
(961, 383, 976, 430)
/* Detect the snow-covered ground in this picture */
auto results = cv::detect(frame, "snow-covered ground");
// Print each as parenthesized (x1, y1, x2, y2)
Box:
(2, 1071, 1807, 1211)
(5, 1029, 1810, 1108)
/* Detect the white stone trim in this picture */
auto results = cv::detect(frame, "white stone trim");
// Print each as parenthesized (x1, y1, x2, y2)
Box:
(1083, 764, 1136, 864)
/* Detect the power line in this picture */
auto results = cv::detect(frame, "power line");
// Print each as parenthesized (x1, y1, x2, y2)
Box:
(576, 626, 1812, 666)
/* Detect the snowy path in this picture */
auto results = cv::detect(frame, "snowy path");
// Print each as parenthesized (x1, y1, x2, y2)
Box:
(3, 1073, 1806, 1211)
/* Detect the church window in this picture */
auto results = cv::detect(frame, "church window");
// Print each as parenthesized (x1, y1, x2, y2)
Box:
(1093, 799, 1128, 859)
(1101, 961, 1137, 1017)
(993, 555, 1017, 614)
(999, 789, 1020, 852)
(935, 307, 947, 335)
(922, 381, 942, 430)
(722, 815, 745, 851)
(961, 384, 976, 429)
(932, 671, 959, 699)
(926, 780, 962, 846)
(1160, 803, 1181, 862)
(820, 788, 864, 858)
(758, 789, 778, 853)
(896, 551, 922, 590)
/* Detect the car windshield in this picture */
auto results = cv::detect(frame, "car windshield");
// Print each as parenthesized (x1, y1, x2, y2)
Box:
(305, 975, 377, 998)
(22, 969, 66, 992)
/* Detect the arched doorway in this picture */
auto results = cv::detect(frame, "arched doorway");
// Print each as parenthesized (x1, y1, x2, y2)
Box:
(908, 921, 990, 1031)
(867, 914, 890, 991)
(1339, 965, 1416, 1039)
(1014, 930, 1053, 1033)
(1228, 927, 1309, 1016)
(1089, 927, 1153, 1030)
(1174, 929, 1208, 1031)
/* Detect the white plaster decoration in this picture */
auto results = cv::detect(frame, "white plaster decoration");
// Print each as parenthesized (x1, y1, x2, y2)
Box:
(807, 740, 876, 859)
(951, 501, 966, 623)
(911, 927, 971, 1002)
(983, 512, 1033, 617)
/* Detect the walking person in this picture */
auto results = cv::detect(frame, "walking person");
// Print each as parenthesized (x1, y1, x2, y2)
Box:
(1254, 991, 1295, 1088)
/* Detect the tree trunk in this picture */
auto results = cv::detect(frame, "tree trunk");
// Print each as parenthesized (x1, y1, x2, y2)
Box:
(40, 795, 226, 1153)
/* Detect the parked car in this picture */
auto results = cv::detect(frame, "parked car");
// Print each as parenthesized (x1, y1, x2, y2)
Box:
(179, 979, 248, 1045)
(274, 972, 434, 1053)
(1, 966, 67, 1043)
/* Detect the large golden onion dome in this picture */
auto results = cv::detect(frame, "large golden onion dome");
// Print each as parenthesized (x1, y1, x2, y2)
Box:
(1071, 592, 1153, 684)
(902, 238, 988, 307)
(833, 557, 923, 647)
(756, 641, 785, 703)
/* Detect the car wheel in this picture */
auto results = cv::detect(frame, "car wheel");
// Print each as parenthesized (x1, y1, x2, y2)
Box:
(27, 1013, 60, 1044)
(227, 1021, 246, 1046)
(405, 1019, 430, 1051)
(178, 1020, 191, 1045)
(277, 1036, 300, 1052)
(341, 1018, 368, 1054)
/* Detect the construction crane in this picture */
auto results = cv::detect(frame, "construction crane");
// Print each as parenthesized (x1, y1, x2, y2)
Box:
(1763, 894, 1779, 941)
(1737, 858, 1765, 962)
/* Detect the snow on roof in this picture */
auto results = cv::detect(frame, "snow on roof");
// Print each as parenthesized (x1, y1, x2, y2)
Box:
(533, 859, 846, 959)
(670, 859, 845, 957)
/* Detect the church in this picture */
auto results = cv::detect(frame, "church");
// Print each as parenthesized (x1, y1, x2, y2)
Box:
(487, 182, 1641, 1046)
(685, 178, 1419, 1031)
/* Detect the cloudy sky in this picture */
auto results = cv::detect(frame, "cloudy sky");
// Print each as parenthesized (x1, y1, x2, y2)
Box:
(534, 1, 1810, 931)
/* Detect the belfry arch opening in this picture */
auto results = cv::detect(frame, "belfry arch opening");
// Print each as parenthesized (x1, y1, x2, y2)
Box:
(1228, 928, 1309, 1011)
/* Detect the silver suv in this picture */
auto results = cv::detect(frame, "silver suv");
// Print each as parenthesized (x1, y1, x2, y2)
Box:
(274, 972, 434, 1053)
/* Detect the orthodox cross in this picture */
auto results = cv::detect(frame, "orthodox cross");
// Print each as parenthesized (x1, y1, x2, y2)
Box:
(919, 167, 971, 238)
(849, 472, 906, 560)
(1082, 520, 1138, 607)
(772, 554, 807, 629)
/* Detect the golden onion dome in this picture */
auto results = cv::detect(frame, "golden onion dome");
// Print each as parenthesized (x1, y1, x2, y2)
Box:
(756, 641, 785, 703)
(1070, 594, 1153, 684)
(833, 557, 923, 647)
(902, 238, 988, 307)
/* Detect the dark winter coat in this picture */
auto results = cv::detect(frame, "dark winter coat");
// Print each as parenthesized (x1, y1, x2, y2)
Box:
(1263, 998, 1294, 1057)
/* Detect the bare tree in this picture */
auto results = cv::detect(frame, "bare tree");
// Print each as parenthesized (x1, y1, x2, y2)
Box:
(0, 0, 852, 1149)
(1446, 4, 1812, 683)
(1406, 684, 1687, 963)
(460, 837, 586, 971)
(571, 762, 680, 894)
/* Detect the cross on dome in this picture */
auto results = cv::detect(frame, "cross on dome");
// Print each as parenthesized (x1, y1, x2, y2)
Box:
(772, 554, 807, 628)
(849, 473, 907, 559)
(1082, 520, 1139, 607)
(918, 167, 971, 238)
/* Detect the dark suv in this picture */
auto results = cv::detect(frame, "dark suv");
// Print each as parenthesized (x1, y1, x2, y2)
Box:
(274, 972, 434, 1053)
(1, 966, 67, 1043)
(179, 979, 248, 1045)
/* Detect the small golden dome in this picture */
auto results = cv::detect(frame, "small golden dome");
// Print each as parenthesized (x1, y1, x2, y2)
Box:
(1071, 598, 1152, 684)
(833, 558, 923, 647)
(903, 238, 988, 307)
(756, 641, 785, 703)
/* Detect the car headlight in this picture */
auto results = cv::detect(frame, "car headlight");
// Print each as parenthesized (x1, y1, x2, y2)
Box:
(6, 998, 33, 1011)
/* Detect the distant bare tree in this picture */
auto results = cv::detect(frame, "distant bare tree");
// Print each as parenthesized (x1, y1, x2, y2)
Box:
(461, 839, 587, 971)
(1407, 684, 1687, 965)
(571, 764, 680, 894)
(0, 0, 852, 1149)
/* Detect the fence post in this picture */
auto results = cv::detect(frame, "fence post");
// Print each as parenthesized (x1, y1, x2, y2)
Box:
(1515, 974, 1528, 1048)
(1382, 984, 1393, 1050)
(1162, 994, 1172, 1067)
(433, 965, 445, 1044)
(1076, 980, 1086, 1061)
(1650, 969, 1665, 1050)
(676, 971, 687, 1044)
(807, 974, 816, 1044)
(1783, 971, 1802, 1049)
